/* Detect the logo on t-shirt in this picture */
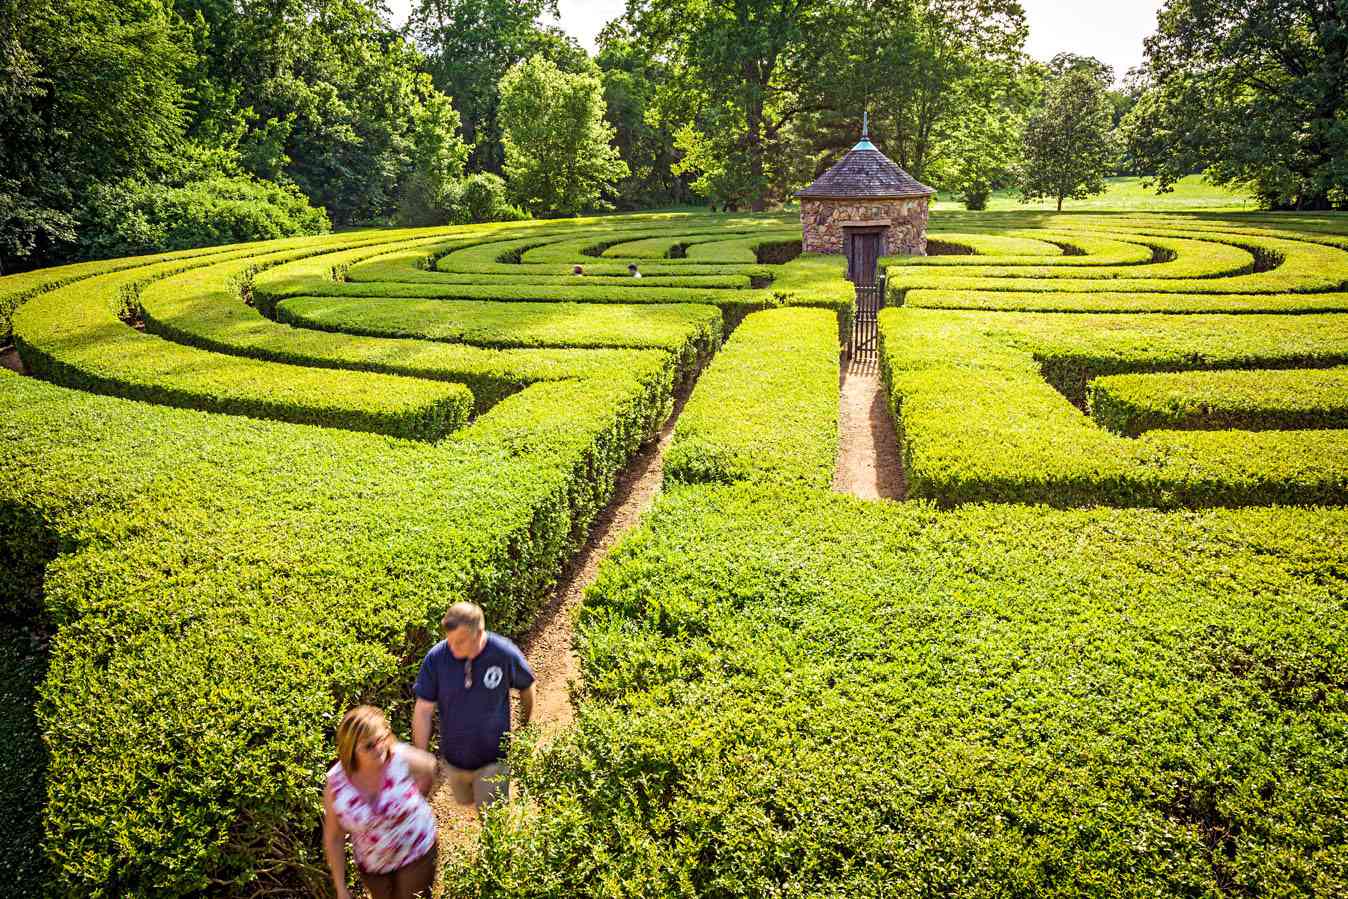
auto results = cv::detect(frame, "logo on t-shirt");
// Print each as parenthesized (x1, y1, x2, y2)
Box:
(483, 665, 503, 689)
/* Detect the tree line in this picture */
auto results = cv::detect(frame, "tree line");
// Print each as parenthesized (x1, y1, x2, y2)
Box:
(2, 0, 1344, 273)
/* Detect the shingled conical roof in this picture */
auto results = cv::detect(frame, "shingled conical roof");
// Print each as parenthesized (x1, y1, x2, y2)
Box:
(796, 122, 934, 200)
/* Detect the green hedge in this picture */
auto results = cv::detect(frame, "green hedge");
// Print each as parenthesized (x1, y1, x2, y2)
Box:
(12, 246, 474, 440)
(877, 308, 1348, 507)
(905, 288, 1348, 314)
(665, 308, 839, 488)
(448, 484, 1348, 898)
(276, 296, 722, 371)
(1089, 366, 1348, 435)
(922, 231, 1066, 257)
(0, 343, 674, 893)
(890, 231, 1153, 267)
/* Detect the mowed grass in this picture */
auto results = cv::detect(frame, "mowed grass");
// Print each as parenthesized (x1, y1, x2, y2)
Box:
(928, 175, 1258, 212)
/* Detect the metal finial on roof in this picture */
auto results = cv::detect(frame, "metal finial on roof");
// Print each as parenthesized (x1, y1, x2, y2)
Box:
(853, 111, 877, 152)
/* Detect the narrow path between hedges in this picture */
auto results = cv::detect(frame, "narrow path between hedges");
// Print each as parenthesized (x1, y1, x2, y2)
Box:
(430, 377, 695, 869)
(833, 353, 906, 500)
(1, 346, 29, 376)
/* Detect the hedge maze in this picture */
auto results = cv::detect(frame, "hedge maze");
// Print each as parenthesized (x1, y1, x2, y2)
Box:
(2, 211, 1346, 896)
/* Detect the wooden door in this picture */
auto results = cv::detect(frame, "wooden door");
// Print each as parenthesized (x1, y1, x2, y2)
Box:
(847, 230, 882, 285)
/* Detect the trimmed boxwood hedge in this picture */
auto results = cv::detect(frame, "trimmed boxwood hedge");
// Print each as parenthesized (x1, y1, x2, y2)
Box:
(275, 295, 722, 371)
(140, 251, 682, 415)
(878, 308, 1348, 507)
(448, 484, 1348, 898)
(664, 307, 839, 488)
(888, 230, 1348, 302)
(1089, 366, 1348, 435)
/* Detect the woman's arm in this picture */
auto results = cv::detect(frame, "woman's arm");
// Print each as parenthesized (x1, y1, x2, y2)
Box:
(322, 788, 353, 899)
(398, 741, 440, 797)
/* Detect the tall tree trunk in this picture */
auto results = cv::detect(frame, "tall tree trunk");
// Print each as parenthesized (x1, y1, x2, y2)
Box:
(746, 86, 766, 212)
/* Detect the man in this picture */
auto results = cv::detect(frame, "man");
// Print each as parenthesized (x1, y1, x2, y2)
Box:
(412, 602, 535, 809)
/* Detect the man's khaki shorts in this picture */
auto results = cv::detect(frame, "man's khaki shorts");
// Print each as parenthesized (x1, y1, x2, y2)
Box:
(438, 758, 508, 807)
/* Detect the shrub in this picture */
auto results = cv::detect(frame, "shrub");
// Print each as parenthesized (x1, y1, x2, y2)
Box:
(877, 307, 1348, 507)
(12, 244, 474, 440)
(76, 176, 330, 261)
(0, 339, 675, 893)
(459, 173, 529, 224)
(276, 296, 722, 372)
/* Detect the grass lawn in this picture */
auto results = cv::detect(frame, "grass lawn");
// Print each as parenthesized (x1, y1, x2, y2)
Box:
(930, 174, 1259, 212)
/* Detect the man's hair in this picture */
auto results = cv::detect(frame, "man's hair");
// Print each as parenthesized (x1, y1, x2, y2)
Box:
(336, 705, 389, 775)
(441, 601, 485, 635)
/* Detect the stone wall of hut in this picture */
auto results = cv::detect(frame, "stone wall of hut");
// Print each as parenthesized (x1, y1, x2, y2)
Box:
(800, 198, 930, 256)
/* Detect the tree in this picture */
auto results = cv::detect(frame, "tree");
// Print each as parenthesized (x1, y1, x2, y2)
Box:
(407, 0, 567, 174)
(1, 0, 191, 270)
(830, 0, 1029, 184)
(396, 88, 472, 225)
(595, 23, 696, 209)
(1018, 53, 1116, 211)
(1122, 0, 1348, 209)
(628, 0, 840, 211)
(498, 55, 628, 216)
(173, 0, 464, 224)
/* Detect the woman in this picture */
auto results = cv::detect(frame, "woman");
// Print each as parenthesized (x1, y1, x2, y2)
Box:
(324, 706, 439, 899)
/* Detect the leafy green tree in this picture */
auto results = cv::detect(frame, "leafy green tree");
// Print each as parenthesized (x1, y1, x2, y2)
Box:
(596, 23, 695, 209)
(1018, 53, 1116, 211)
(1, 0, 190, 270)
(1122, 0, 1348, 209)
(173, 0, 462, 224)
(407, 0, 570, 174)
(397, 90, 472, 225)
(803, 0, 1027, 183)
(629, 0, 840, 211)
(499, 55, 629, 216)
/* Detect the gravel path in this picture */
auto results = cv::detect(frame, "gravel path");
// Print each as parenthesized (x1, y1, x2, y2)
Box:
(833, 353, 906, 500)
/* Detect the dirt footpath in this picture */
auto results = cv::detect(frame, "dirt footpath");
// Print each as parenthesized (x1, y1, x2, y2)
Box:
(833, 353, 905, 500)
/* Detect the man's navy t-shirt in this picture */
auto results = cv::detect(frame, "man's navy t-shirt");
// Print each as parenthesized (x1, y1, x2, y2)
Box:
(413, 632, 535, 771)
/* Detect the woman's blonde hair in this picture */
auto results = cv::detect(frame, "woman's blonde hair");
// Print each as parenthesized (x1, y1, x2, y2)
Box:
(336, 705, 390, 774)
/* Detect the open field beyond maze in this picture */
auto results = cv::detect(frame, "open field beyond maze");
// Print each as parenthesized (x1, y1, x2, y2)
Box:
(0, 209, 1345, 896)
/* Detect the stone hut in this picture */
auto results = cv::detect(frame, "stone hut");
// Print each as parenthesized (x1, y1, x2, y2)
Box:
(796, 123, 935, 272)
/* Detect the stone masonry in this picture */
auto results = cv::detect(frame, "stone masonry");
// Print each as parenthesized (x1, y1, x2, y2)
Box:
(800, 197, 931, 256)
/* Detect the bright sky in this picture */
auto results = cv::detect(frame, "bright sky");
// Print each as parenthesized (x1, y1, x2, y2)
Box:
(386, 0, 1165, 83)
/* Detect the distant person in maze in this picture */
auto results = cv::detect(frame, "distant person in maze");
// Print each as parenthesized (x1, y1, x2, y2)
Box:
(413, 601, 535, 809)
(323, 705, 438, 899)
(627, 262, 642, 278)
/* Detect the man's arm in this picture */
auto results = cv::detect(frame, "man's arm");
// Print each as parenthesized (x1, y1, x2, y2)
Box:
(517, 683, 535, 727)
(412, 698, 436, 751)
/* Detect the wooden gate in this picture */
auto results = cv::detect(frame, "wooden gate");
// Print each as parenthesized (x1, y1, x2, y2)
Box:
(850, 275, 885, 358)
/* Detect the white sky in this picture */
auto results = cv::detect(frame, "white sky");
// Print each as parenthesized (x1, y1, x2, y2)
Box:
(386, 0, 1165, 83)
